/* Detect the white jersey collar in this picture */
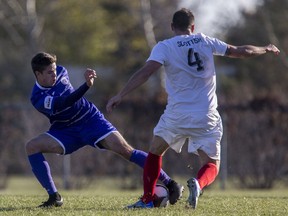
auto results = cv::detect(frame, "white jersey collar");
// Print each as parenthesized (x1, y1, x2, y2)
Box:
(36, 81, 51, 90)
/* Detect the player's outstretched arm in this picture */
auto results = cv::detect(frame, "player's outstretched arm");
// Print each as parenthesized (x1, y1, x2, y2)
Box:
(106, 60, 162, 113)
(225, 44, 280, 58)
(53, 68, 97, 112)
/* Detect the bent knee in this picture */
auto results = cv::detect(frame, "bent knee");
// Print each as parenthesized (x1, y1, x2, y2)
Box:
(25, 139, 40, 155)
(149, 137, 169, 156)
(25, 140, 35, 155)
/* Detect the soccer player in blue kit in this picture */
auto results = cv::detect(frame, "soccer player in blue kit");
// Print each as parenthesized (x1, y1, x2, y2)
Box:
(26, 52, 184, 208)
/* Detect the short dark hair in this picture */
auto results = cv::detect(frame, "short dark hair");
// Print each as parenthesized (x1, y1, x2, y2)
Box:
(31, 52, 57, 74)
(172, 8, 195, 31)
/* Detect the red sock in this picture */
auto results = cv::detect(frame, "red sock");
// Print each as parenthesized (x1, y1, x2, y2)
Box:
(142, 152, 162, 203)
(197, 163, 218, 190)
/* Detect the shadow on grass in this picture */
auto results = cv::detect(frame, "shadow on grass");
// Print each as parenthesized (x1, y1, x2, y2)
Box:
(0, 206, 131, 213)
(0, 207, 36, 212)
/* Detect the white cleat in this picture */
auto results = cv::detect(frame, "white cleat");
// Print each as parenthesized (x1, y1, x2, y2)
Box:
(187, 178, 201, 209)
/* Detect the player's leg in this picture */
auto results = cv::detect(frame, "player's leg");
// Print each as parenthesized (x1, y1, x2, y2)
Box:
(87, 113, 183, 206)
(26, 133, 64, 155)
(187, 150, 220, 209)
(141, 135, 168, 204)
(196, 110, 222, 190)
(127, 112, 187, 208)
(197, 150, 220, 190)
(187, 110, 223, 209)
(100, 131, 172, 187)
(85, 111, 174, 184)
(186, 148, 220, 209)
(26, 133, 64, 207)
(129, 148, 183, 198)
(128, 135, 181, 208)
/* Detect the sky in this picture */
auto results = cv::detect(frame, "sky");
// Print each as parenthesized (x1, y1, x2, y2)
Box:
(180, 0, 264, 37)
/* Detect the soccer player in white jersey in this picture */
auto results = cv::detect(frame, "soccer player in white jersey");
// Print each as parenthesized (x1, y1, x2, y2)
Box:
(106, 8, 280, 209)
(26, 52, 184, 208)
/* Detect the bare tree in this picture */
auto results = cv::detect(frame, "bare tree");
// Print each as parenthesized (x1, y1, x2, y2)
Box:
(0, 0, 46, 55)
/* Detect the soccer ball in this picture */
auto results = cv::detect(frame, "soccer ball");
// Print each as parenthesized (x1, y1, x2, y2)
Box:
(153, 184, 169, 208)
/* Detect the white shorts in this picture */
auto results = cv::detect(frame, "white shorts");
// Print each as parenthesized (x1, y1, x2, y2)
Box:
(153, 110, 222, 160)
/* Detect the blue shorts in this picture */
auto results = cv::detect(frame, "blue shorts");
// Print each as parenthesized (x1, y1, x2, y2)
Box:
(47, 112, 116, 155)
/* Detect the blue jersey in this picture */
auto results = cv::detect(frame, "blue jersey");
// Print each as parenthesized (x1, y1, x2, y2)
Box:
(30, 66, 99, 129)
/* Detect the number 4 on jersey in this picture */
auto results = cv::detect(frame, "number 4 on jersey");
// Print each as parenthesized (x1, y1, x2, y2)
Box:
(187, 48, 204, 71)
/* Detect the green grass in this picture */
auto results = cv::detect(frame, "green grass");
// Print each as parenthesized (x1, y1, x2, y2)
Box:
(0, 177, 287, 216)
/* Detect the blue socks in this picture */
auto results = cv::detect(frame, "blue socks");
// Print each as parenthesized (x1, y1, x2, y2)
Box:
(28, 150, 171, 194)
(28, 153, 57, 195)
(129, 149, 171, 186)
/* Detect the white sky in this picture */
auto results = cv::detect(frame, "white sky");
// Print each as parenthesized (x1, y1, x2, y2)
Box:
(179, 0, 264, 37)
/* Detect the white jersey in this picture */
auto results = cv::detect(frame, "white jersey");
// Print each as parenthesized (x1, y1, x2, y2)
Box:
(147, 33, 227, 113)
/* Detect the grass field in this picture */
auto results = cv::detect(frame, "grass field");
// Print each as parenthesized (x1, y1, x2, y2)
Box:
(0, 176, 287, 216)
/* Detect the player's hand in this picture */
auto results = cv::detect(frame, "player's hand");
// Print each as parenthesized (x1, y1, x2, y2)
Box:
(106, 94, 122, 113)
(266, 44, 280, 55)
(85, 68, 97, 87)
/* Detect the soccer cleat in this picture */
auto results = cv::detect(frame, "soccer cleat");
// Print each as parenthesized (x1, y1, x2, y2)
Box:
(126, 199, 154, 209)
(187, 178, 201, 209)
(166, 180, 184, 205)
(38, 192, 63, 208)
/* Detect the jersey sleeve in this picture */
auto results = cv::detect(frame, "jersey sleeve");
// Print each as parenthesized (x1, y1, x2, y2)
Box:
(147, 42, 167, 65)
(32, 83, 90, 115)
(53, 83, 89, 111)
(202, 34, 228, 56)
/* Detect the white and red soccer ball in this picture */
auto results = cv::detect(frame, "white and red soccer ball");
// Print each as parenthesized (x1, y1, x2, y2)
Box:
(153, 184, 169, 208)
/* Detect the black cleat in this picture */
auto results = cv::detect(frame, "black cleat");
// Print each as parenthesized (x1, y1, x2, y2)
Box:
(38, 192, 63, 208)
(166, 180, 184, 205)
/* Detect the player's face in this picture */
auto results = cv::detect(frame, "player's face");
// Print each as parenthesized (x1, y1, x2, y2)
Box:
(37, 63, 57, 87)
